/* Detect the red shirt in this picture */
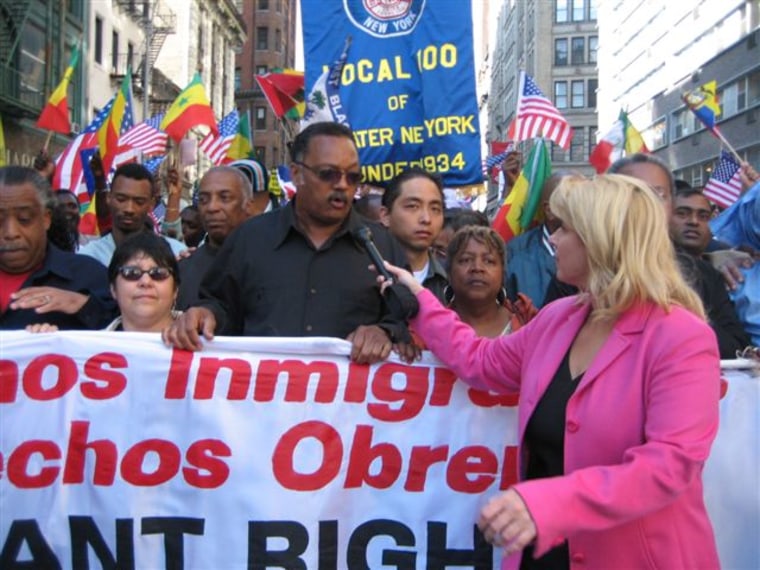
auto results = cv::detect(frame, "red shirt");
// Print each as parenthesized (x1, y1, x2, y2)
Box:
(0, 269, 33, 312)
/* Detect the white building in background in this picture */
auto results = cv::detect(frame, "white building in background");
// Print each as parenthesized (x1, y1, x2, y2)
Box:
(598, 0, 760, 181)
(486, 0, 597, 173)
(86, 1, 148, 121)
(155, 0, 246, 119)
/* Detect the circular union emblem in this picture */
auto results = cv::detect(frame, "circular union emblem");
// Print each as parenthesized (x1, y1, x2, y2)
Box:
(344, 0, 425, 38)
(363, 0, 411, 20)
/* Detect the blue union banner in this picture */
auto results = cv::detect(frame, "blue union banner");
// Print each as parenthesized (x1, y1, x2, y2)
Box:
(302, 0, 483, 186)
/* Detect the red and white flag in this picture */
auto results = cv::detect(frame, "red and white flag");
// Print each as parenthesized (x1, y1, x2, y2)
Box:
(704, 151, 743, 208)
(513, 71, 572, 149)
(118, 114, 168, 156)
(198, 110, 238, 165)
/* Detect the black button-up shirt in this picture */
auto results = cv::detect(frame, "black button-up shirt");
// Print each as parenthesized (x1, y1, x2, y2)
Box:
(198, 201, 409, 340)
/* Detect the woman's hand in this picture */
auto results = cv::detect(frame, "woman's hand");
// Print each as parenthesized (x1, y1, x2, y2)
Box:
(478, 489, 537, 556)
(376, 261, 424, 295)
(25, 323, 59, 333)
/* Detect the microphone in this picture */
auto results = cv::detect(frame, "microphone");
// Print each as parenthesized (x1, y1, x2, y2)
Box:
(353, 226, 419, 320)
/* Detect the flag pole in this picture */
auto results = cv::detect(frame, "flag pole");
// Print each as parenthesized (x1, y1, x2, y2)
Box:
(42, 131, 54, 153)
(713, 129, 743, 164)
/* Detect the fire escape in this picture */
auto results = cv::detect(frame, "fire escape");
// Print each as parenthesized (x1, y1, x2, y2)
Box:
(113, 0, 176, 112)
(0, 0, 70, 119)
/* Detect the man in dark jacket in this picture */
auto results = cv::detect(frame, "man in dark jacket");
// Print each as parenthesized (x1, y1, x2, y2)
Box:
(0, 166, 116, 330)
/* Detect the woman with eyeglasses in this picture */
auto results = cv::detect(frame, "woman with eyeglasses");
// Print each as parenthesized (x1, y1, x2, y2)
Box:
(104, 232, 181, 332)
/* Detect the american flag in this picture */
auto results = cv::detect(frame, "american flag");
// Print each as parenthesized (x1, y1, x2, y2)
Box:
(53, 97, 114, 197)
(514, 71, 572, 149)
(144, 155, 167, 174)
(198, 110, 238, 165)
(118, 114, 168, 156)
(704, 151, 743, 208)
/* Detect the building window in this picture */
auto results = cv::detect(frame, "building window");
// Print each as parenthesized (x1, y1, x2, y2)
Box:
(572, 0, 586, 21)
(672, 108, 697, 140)
(571, 80, 585, 108)
(551, 142, 570, 163)
(646, 117, 668, 150)
(258, 0, 269, 9)
(256, 27, 268, 50)
(255, 106, 267, 129)
(275, 29, 281, 51)
(555, 0, 568, 23)
(587, 78, 598, 109)
(234, 67, 241, 91)
(255, 146, 266, 162)
(588, 0, 597, 20)
(721, 83, 738, 117)
(256, 65, 268, 75)
(127, 42, 134, 72)
(748, 69, 760, 107)
(589, 126, 598, 149)
(570, 128, 585, 161)
(111, 31, 119, 71)
(588, 36, 598, 64)
(555, 38, 568, 66)
(276, 0, 282, 12)
(571, 37, 585, 65)
(554, 81, 568, 109)
(19, 21, 46, 98)
(94, 16, 103, 64)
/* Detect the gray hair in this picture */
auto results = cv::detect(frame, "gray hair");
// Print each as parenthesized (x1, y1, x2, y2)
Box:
(0, 165, 56, 211)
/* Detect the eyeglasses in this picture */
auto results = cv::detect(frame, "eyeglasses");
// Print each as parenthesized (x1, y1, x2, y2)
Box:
(294, 161, 363, 186)
(117, 266, 173, 282)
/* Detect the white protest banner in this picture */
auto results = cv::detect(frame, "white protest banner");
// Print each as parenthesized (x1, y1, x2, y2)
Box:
(0, 332, 517, 568)
(1, 332, 757, 569)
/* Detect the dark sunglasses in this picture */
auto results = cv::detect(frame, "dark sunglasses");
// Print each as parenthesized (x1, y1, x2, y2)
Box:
(117, 266, 173, 282)
(295, 161, 363, 186)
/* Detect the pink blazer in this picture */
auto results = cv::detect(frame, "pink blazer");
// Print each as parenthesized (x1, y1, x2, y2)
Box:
(412, 290, 721, 570)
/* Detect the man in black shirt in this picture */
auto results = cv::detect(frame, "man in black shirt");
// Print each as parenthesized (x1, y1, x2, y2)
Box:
(175, 165, 252, 309)
(163, 122, 409, 364)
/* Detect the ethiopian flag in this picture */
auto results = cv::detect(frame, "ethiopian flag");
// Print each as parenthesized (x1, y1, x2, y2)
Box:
(589, 110, 648, 174)
(226, 111, 254, 161)
(98, 68, 133, 174)
(36, 43, 81, 133)
(160, 72, 217, 142)
(492, 139, 552, 244)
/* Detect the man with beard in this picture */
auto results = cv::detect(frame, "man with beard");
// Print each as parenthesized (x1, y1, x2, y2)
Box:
(79, 163, 185, 266)
(164, 122, 410, 364)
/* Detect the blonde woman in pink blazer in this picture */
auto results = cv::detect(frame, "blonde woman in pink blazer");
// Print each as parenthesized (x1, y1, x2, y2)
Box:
(382, 174, 721, 570)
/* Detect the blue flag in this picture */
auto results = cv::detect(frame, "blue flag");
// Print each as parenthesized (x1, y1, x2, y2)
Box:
(301, 0, 482, 186)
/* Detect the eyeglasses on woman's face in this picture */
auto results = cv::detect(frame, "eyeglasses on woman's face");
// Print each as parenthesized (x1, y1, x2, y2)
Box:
(117, 266, 173, 282)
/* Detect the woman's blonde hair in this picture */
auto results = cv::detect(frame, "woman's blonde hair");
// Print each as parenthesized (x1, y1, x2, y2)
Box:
(549, 174, 705, 320)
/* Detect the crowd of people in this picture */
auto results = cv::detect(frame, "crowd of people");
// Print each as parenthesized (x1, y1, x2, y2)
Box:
(2, 120, 759, 568)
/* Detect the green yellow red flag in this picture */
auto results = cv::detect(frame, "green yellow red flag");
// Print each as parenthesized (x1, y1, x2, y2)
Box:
(36, 43, 81, 133)
(226, 111, 254, 161)
(160, 73, 218, 142)
(97, 68, 133, 173)
(492, 139, 552, 243)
